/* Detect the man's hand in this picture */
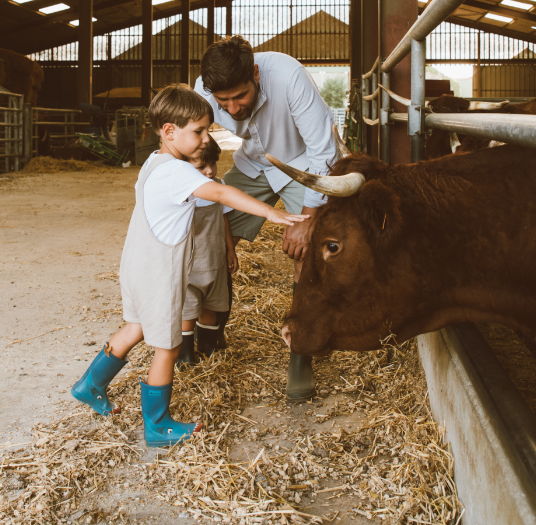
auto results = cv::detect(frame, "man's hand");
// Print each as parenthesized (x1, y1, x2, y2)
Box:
(282, 206, 319, 261)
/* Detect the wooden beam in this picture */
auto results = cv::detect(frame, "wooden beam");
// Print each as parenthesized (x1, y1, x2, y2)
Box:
(349, 0, 361, 83)
(207, 0, 215, 48)
(141, 0, 153, 107)
(418, 8, 536, 45)
(77, 0, 93, 105)
(1, 0, 134, 38)
(463, 0, 536, 24)
(181, 0, 190, 84)
(1, 0, 228, 54)
(226, 0, 232, 37)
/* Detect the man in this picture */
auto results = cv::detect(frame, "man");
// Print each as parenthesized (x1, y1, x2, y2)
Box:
(194, 35, 337, 403)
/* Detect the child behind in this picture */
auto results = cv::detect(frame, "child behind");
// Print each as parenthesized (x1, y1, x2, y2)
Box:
(178, 136, 237, 366)
(71, 83, 309, 449)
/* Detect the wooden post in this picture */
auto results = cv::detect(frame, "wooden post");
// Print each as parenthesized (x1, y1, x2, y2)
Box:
(476, 31, 482, 97)
(181, 0, 191, 84)
(141, 0, 153, 107)
(77, 0, 93, 106)
(349, 0, 361, 84)
(207, 0, 215, 48)
(380, 0, 416, 164)
(226, 0, 233, 38)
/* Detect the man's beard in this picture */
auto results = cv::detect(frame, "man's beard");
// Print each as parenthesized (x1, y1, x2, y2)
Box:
(230, 83, 260, 121)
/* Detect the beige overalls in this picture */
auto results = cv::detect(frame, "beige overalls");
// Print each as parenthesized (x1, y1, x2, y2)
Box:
(120, 153, 195, 350)
(182, 180, 229, 320)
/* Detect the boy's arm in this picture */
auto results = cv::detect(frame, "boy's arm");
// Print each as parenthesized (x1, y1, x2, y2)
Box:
(193, 182, 309, 227)
(223, 215, 239, 274)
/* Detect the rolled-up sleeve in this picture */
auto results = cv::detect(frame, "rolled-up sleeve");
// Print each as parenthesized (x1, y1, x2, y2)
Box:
(287, 67, 337, 208)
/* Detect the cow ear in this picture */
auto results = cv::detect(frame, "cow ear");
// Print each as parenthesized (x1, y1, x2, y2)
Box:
(357, 180, 403, 249)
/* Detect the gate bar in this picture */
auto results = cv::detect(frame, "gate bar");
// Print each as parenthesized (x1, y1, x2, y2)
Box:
(381, 0, 465, 73)
(425, 113, 536, 149)
(409, 39, 426, 162)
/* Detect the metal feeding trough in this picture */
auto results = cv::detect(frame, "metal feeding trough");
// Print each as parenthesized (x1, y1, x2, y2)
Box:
(418, 325, 536, 525)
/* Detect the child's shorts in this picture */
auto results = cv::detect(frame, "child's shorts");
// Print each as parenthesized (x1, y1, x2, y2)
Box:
(182, 264, 229, 320)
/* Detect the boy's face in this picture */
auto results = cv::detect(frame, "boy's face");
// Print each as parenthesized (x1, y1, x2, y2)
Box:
(190, 158, 218, 180)
(161, 114, 211, 159)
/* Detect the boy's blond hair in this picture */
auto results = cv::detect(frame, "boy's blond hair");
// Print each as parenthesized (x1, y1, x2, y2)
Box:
(148, 83, 214, 134)
(198, 135, 221, 164)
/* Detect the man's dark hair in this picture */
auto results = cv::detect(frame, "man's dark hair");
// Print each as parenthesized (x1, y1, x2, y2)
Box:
(199, 135, 221, 164)
(201, 35, 255, 93)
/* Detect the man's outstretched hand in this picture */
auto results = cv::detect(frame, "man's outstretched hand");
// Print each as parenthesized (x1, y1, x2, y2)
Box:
(282, 206, 319, 261)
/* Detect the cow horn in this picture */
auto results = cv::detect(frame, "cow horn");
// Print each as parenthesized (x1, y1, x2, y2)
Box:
(265, 153, 366, 197)
(378, 84, 411, 107)
(332, 124, 351, 158)
(468, 100, 510, 110)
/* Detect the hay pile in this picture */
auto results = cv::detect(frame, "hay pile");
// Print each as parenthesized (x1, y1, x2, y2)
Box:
(0, 220, 461, 524)
(22, 157, 123, 174)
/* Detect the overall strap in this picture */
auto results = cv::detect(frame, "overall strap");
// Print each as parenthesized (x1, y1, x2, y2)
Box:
(136, 153, 176, 203)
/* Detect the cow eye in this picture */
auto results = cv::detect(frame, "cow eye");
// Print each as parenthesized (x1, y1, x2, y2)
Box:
(327, 242, 340, 253)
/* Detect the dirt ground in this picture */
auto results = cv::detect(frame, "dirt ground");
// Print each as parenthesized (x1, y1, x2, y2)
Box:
(0, 145, 460, 525)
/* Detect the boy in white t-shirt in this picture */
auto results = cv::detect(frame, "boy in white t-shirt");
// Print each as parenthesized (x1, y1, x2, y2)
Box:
(71, 83, 309, 449)
(177, 136, 236, 367)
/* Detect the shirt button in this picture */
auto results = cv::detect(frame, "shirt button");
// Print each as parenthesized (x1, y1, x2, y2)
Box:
(255, 140, 259, 143)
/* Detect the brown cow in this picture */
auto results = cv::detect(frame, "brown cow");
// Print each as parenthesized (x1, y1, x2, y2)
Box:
(269, 145, 536, 355)
(0, 48, 44, 106)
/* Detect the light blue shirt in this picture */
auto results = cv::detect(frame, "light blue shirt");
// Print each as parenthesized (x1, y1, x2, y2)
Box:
(194, 52, 337, 208)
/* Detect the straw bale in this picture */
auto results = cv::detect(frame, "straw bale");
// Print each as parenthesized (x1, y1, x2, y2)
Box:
(22, 157, 123, 174)
(0, 211, 461, 524)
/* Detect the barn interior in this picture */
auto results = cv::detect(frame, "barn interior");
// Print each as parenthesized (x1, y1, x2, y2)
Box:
(1, 0, 536, 524)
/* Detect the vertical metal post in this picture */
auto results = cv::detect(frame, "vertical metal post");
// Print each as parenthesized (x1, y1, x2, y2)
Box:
(380, 71, 390, 164)
(141, 0, 153, 106)
(226, 0, 233, 37)
(77, 0, 93, 106)
(23, 103, 32, 163)
(207, 0, 215, 48)
(181, 0, 191, 84)
(371, 70, 378, 122)
(361, 77, 369, 154)
(409, 38, 425, 162)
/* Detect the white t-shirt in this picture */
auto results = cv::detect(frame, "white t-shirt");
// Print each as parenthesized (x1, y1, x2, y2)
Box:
(135, 152, 211, 245)
(191, 180, 233, 214)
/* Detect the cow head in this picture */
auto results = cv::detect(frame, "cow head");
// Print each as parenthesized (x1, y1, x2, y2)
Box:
(270, 153, 409, 356)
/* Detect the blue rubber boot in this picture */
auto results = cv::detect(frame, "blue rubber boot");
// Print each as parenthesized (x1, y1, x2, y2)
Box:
(71, 345, 127, 415)
(140, 378, 203, 448)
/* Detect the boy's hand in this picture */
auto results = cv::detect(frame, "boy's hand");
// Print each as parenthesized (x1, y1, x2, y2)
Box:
(227, 250, 239, 274)
(266, 209, 310, 226)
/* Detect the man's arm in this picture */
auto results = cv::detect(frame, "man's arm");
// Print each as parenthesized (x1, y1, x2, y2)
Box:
(283, 67, 337, 261)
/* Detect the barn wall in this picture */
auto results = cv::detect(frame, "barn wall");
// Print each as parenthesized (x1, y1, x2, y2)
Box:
(37, 64, 201, 109)
(474, 65, 536, 98)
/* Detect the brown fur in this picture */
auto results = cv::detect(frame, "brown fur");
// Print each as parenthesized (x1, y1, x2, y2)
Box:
(0, 49, 43, 106)
(284, 145, 536, 356)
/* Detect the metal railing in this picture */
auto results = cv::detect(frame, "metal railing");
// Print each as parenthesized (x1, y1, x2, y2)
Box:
(362, 0, 536, 164)
(0, 89, 24, 173)
(32, 108, 89, 157)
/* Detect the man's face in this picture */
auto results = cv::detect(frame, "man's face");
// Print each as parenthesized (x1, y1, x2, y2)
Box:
(212, 65, 260, 121)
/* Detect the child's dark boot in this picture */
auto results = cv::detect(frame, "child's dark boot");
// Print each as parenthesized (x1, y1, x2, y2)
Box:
(196, 321, 219, 358)
(71, 343, 127, 415)
(176, 331, 197, 369)
(140, 378, 203, 447)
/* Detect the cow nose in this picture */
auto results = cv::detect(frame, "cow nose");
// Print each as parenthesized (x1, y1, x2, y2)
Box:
(281, 325, 291, 348)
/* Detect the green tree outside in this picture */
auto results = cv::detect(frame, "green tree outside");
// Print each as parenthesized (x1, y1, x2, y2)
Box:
(320, 76, 347, 107)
